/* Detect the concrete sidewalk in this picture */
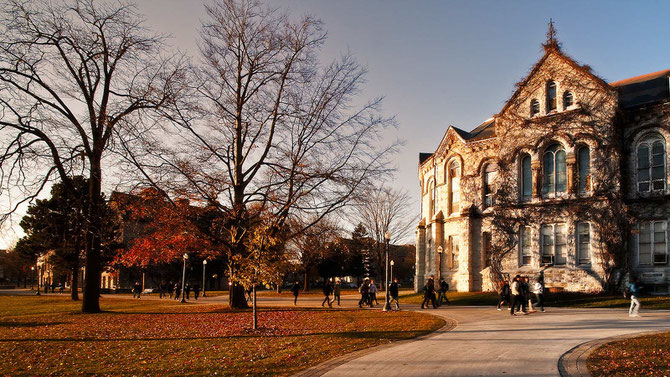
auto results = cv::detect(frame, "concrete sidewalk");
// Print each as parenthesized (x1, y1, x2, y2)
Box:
(315, 306, 670, 377)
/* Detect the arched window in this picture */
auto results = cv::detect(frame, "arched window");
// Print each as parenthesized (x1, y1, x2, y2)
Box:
(483, 163, 497, 208)
(542, 144, 567, 197)
(521, 155, 532, 201)
(530, 99, 540, 117)
(577, 146, 591, 193)
(449, 161, 460, 214)
(563, 91, 574, 109)
(637, 135, 666, 193)
(546, 81, 557, 112)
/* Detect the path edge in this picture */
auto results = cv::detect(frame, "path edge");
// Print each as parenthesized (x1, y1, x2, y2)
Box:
(292, 312, 457, 377)
(558, 329, 669, 377)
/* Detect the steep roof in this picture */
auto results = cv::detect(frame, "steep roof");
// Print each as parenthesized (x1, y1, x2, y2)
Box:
(611, 68, 670, 108)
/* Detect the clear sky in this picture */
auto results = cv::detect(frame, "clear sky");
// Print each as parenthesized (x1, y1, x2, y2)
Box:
(2, 1, 670, 247)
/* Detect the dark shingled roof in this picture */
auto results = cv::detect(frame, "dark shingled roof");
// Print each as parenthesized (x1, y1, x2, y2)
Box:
(611, 68, 670, 109)
(419, 152, 433, 164)
(467, 118, 496, 141)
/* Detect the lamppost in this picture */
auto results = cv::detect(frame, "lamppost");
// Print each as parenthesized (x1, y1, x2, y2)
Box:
(180, 253, 188, 303)
(390, 260, 395, 284)
(382, 230, 392, 311)
(202, 259, 208, 297)
(35, 259, 41, 296)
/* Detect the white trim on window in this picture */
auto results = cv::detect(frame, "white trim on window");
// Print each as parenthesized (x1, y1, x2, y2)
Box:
(576, 222, 591, 265)
(636, 221, 668, 266)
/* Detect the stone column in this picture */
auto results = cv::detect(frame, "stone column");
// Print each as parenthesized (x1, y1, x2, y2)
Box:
(566, 153, 576, 195)
(415, 225, 426, 292)
(434, 212, 444, 279)
(532, 159, 541, 199)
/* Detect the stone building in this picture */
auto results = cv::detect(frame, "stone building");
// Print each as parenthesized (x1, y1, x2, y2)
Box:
(415, 31, 670, 294)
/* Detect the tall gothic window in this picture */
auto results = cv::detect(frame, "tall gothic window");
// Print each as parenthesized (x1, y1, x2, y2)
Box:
(449, 161, 460, 214)
(637, 135, 666, 193)
(530, 99, 540, 117)
(543, 144, 567, 197)
(577, 222, 591, 265)
(546, 80, 557, 112)
(483, 164, 497, 208)
(563, 91, 574, 109)
(521, 155, 532, 201)
(520, 226, 532, 266)
(637, 221, 668, 265)
(541, 223, 567, 265)
(578, 146, 591, 194)
(429, 180, 435, 218)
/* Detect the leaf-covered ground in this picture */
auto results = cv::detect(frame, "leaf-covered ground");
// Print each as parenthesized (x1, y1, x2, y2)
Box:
(0, 296, 443, 376)
(587, 332, 670, 377)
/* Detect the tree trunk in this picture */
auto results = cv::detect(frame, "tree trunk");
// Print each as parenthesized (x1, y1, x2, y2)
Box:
(252, 285, 257, 330)
(70, 258, 79, 301)
(82, 162, 103, 313)
(303, 270, 310, 292)
(229, 283, 248, 309)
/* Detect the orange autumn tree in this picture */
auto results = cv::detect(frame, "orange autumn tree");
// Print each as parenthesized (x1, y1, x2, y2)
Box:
(114, 188, 213, 268)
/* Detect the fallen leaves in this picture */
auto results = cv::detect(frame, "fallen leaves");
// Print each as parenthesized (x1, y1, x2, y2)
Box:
(588, 332, 670, 377)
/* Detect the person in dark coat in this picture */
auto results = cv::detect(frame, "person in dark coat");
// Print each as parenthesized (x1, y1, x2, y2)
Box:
(167, 281, 174, 299)
(322, 280, 333, 308)
(174, 282, 181, 301)
(333, 279, 342, 306)
(133, 281, 142, 299)
(389, 278, 400, 310)
(159, 281, 166, 299)
(193, 282, 200, 300)
(291, 281, 300, 305)
(421, 276, 437, 309)
(438, 277, 450, 305)
(358, 278, 371, 308)
(184, 282, 191, 300)
(497, 279, 511, 311)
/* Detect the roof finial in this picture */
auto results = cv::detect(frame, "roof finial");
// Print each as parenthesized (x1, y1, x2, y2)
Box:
(544, 18, 560, 51)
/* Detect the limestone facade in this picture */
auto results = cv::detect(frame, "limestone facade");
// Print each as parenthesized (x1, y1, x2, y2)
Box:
(416, 42, 670, 294)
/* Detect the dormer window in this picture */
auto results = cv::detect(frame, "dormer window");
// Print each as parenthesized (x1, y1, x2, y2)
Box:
(563, 91, 574, 109)
(546, 80, 557, 112)
(530, 99, 540, 117)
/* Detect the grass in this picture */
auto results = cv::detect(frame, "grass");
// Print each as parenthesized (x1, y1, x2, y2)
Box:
(0, 295, 444, 376)
(587, 331, 670, 376)
(399, 291, 670, 309)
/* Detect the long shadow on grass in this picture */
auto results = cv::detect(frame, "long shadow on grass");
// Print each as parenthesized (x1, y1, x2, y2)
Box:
(0, 321, 64, 328)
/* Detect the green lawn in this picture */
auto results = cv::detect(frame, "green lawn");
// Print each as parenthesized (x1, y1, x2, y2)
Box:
(0, 295, 444, 376)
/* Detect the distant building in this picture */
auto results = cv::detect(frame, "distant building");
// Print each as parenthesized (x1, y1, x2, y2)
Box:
(416, 29, 670, 293)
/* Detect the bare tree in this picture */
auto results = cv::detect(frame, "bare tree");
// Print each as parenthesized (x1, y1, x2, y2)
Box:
(0, 0, 185, 312)
(354, 184, 417, 286)
(134, 0, 397, 308)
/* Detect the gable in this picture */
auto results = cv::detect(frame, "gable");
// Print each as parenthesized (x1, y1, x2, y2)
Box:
(498, 47, 615, 120)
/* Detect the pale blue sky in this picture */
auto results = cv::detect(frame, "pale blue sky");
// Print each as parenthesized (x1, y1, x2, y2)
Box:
(2, 1, 669, 247)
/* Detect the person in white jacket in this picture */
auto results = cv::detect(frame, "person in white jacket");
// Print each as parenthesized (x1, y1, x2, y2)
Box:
(534, 278, 545, 312)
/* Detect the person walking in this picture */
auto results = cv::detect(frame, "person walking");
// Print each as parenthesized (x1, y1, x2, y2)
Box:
(184, 282, 191, 300)
(168, 281, 174, 299)
(193, 282, 200, 300)
(133, 281, 141, 299)
(291, 281, 300, 306)
(159, 281, 166, 299)
(421, 276, 437, 309)
(369, 280, 379, 306)
(333, 279, 342, 306)
(322, 280, 333, 308)
(534, 278, 545, 312)
(358, 278, 370, 308)
(497, 279, 511, 311)
(510, 275, 525, 315)
(522, 277, 533, 312)
(174, 282, 181, 301)
(438, 277, 450, 305)
(389, 278, 400, 310)
(627, 277, 642, 317)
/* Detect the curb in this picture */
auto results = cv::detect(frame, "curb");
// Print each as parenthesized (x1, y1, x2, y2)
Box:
(558, 329, 669, 377)
(293, 312, 457, 377)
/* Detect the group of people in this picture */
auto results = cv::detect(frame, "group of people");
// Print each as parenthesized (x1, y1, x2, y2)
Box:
(136, 280, 202, 301)
(421, 276, 450, 309)
(39, 281, 65, 294)
(358, 277, 401, 310)
(321, 279, 342, 307)
(496, 275, 545, 315)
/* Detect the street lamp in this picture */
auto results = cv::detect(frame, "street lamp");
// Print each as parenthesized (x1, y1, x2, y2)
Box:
(390, 260, 395, 284)
(35, 259, 41, 296)
(180, 253, 188, 303)
(382, 230, 392, 311)
(202, 259, 208, 297)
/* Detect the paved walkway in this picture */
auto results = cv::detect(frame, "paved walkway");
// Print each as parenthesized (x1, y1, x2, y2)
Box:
(318, 306, 670, 377)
